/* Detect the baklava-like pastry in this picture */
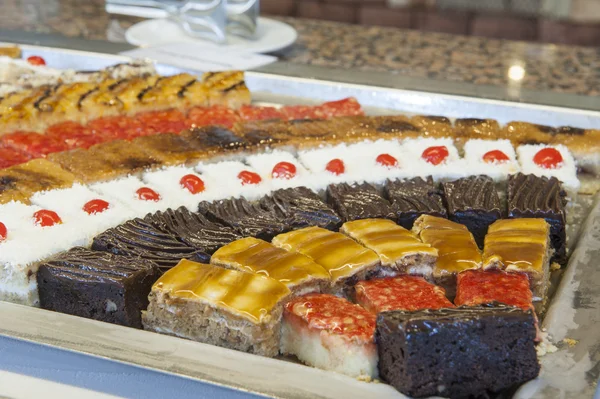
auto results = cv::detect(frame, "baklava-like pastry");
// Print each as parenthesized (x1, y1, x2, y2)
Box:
(272, 226, 381, 290)
(211, 237, 330, 295)
(454, 118, 501, 140)
(131, 133, 206, 165)
(341, 218, 437, 278)
(143, 260, 290, 357)
(412, 215, 481, 297)
(37, 247, 161, 328)
(384, 177, 447, 229)
(482, 218, 551, 301)
(410, 115, 454, 138)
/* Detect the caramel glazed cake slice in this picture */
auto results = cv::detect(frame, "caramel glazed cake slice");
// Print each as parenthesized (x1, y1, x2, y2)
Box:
(142, 259, 290, 357)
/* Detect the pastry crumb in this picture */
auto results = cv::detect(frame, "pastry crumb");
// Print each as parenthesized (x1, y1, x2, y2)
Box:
(551, 262, 561, 271)
(563, 338, 578, 347)
(536, 331, 558, 357)
(357, 375, 372, 383)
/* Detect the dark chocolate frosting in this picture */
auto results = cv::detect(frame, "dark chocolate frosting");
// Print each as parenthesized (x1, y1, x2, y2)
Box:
(384, 177, 446, 214)
(442, 175, 501, 212)
(260, 186, 342, 230)
(198, 197, 289, 241)
(92, 218, 210, 271)
(144, 207, 242, 254)
(326, 182, 396, 222)
(508, 173, 566, 214)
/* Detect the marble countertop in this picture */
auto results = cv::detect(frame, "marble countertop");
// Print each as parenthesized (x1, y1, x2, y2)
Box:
(0, 0, 598, 99)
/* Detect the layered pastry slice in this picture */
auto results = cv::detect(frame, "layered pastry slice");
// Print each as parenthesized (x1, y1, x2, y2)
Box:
(0, 159, 78, 204)
(143, 259, 290, 357)
(272, 226, 381, 291)
(354, 276, 454, 313)
(516, 144, 580, 194)
(455, 270, 533, 311)
(508, 173, 567, 264)
(281, 293, 378, 378)
(326, 182, 396, 222)
(453, 118, 501, 141)
(384, 177, 447, 229)
(552, 127, 600, 175)
(91, 217, 210, 272)
(368, 115, 422, 141)
(376, 305, 539, 398)
(144, 207, 242, 254)
(142, 166, 213, 211)
(198, 197, 288, 241)
(341, 218, 437, 278)
(441, 175, 503, 248)
(195, 161, 271, 201)
(400, 138, 466, 181)
(409, 115, 454, 138)
(131, 133, 206, 166)
(260, 186, 342, 231)
(37, 247, 161, 328)
(244, 150, 312, 190)
(482, 218, 551, 301)
(412, 215, 482, 297)
(462, 139, 520, 182)
(211, 237, 330, 296)
(182, 125, 249, 160)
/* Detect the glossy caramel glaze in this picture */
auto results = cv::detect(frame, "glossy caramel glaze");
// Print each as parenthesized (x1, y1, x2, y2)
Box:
(412, 215, 481, 278)
(151, 259, 290, 324)
(483, 218, 549, 275)
(211, 237, 330, 288)
(272, 226, 380, 282)
(341, 218, 437, 267)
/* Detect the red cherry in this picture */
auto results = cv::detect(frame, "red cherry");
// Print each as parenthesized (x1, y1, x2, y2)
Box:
(533, 148, 563, 169)
(0, 222, 6, 242)
(180, 174, 205, 194)
(27, 56, 46, 66)
(422, 146, 449, 165)
(83, 199, 110, 215)
(483, 150, 510, 164)
(136, 187, 161, 202)
(272, 162, 297, 179)
(376, 153, 398, 168)
(33, 210, 62, 227)
(238, 170, 262, 185)
(325, 159, 345, 175)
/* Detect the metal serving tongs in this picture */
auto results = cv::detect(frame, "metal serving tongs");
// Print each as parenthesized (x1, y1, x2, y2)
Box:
(106, 0, 259, 44)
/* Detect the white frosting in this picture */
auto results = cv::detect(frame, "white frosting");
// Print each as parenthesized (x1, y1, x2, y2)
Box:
(517, 144, 580, 192)
(400, 138, 467, 181)
(245, 150, 313, 190)
(462, 139, 520, 181)
(195, 161, 272, 201)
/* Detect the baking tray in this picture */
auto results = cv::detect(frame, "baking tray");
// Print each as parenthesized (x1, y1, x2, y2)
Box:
(0, 44, 599, 399)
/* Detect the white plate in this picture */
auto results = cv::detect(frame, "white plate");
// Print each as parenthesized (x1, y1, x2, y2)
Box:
(125, 17, 297, 54)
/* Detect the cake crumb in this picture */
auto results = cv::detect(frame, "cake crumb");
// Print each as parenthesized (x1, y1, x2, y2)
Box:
(563, 338, 578, 347)
(357, 375, 372, 383)
(551, 262, 561, 271)
(536, 331, 558, 357)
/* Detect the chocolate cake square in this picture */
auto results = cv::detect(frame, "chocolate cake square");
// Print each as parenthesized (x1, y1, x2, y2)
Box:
(326, 182, 395, 222)
(442, 175, 502, 248)
(260, 186, 342, 230)
(507, 173, 567, 264)
(91, 218, 210, 272)
(144, 207, 242, 254)
(37, 247, 161, 328)
(384, 177, 447, 229)
(376, 305, 540, 398)
(198, 197, 289, 241)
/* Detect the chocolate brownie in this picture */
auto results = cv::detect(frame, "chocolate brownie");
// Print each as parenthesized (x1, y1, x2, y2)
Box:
(326, 182, 395, 222)
(508, 173, 567, 264)
(260, 186, 342, 230)
(384, 177, 447, 229)
(442, 175, 502, 248)
(376, 304, 540, 398)
(37, 247, 161, 328)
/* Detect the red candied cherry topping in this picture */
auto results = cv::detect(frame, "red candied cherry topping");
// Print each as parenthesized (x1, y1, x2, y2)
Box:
(272, 162, 297, 179)
(422, 146, 449, 165)
(83, 199, 110, 215)
(376, 153, 398, 168)
(0, 222, 6, 242)
(325, 158, 345, 175)
(136, 187, 161, 202)
(483, 150, 510, 164)
(533, 147, 563, 169)
(33, 210, 62, 227)
(180, 174, 206, 194)
(238, 170, 262, 185)
(26, 55, 46, 66)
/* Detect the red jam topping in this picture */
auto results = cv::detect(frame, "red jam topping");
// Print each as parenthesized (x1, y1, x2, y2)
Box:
(0, 222, 6, 242)
(238, 170, 262, 185)
(26, 55, 46, 66)
(83, 199, 110, 215)
(422, 146, 449, 165)
(34, 210, 62, 227)
(325, 158, 345, 175)
(483, 150, 510, 164)
(272, 162, 297, 179)
(533, 148, 563, 169)
(180, 174, 206, 194)
(136, 187, 161, 202)
(376, 153, 398, 168)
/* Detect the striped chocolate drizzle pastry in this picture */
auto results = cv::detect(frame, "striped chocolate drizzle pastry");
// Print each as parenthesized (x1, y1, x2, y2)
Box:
(508, 173, 567, 213)
(327, 182, 396, 222)
(384, 177, 446, 213)
(442, 175, 501, 211)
